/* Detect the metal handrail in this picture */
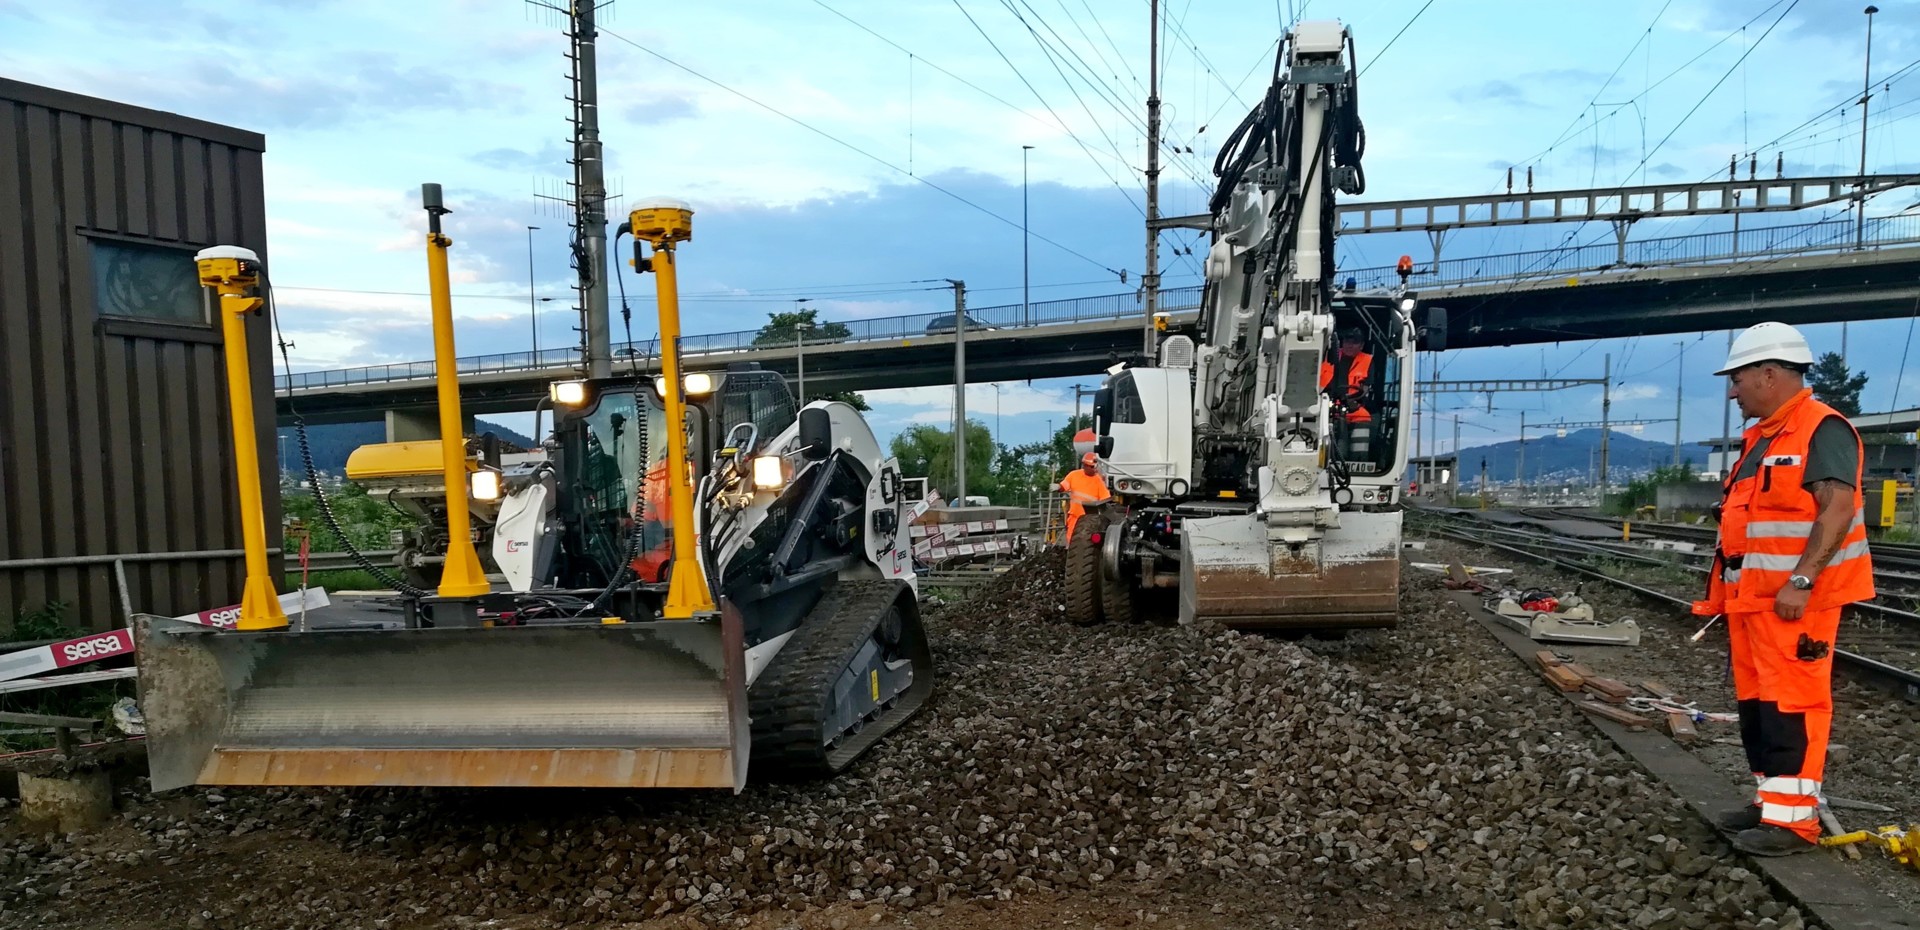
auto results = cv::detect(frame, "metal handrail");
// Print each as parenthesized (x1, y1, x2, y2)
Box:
(1343, 213, 1920, 288)
(278, 213, 1920, 392)
(277, 285, 1205, 392)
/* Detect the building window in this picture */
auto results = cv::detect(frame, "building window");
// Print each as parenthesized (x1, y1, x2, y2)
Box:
(92, 239, 205, 325)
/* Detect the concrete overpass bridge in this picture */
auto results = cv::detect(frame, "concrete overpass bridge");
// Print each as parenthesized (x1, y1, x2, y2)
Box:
(277, 210, 1920, 429)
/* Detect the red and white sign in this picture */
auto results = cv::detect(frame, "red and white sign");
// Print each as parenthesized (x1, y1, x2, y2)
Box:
(0, 629, 134, 683)
(0, 588, 330, 684)
(177, 589, 330, 630)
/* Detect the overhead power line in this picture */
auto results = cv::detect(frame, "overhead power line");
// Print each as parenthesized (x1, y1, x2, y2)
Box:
(597, 24, 1128, 280)
(1358, 0, 1439, 78)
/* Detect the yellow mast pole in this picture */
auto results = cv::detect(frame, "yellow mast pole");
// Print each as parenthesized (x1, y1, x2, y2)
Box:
(629, 198, 715, 618)
(197, 246, 288, 631)
(422, 184, 490, 599)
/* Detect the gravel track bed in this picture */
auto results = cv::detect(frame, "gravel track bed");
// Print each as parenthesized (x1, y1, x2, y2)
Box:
(1402, 534, 1920, 913)
(0, 553, 1813, 930)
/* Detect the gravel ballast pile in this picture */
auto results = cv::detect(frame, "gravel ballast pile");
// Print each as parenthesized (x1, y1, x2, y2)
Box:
(0, 555, 1804, 930)
(1404, 533, 1920, 912)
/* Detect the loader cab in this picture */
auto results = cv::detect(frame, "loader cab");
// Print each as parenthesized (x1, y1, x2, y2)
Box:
(550, 367, 797, 590)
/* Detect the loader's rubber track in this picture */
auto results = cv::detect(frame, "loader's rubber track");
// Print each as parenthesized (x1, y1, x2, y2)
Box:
(1063, 514, 1104, 626)
(748, 580, 933, 780)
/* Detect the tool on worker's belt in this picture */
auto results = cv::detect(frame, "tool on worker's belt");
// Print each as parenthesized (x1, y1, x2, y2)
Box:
(1820, 824, 1920, 871)
(1795, 632, 1831, 661)
(1689, 613, 1722, 643)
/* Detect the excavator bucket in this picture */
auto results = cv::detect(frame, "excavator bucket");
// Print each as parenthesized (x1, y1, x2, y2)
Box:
(1178, 510, 1402, 630)
(133, 613, 749, 791)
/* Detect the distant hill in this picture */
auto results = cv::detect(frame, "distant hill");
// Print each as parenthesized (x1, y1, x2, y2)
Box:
(1441, 428, 1707, 484)
(277, 419, 535, 478)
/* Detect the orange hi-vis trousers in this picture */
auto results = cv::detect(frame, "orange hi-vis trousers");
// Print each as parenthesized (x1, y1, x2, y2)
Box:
(1729, 605, 1841, 842)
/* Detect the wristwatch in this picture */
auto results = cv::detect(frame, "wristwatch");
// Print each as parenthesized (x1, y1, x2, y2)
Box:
(1788, 574, 1814, 591)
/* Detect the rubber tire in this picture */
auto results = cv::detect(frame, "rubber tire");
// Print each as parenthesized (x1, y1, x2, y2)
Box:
(1063, 514, 1105, 626)
(1100, 555, 1136, 624)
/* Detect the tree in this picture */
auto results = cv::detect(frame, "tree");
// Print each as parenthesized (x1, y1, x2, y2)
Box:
(888, 420, 1017, 504)
(282, 482, 419, 553)
(816, 390, 870, 411)
(752, 308, 853, 347)
(1808, 351, 1868, 417)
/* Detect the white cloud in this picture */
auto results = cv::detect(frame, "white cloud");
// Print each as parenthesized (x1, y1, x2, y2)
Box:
(1612, 384, 1663, 402)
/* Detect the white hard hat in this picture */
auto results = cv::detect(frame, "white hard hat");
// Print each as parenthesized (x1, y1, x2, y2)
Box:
(1716, 321, 1813, 376)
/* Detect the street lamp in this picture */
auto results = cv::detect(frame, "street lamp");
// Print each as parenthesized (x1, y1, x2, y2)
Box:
(526, 225, 540, 360)
(795, 319, 813, 404)
(1022, 145, 1034, 327)
(993, 383, 1005, 441)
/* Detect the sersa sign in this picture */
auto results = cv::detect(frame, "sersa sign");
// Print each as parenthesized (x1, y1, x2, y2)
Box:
(54, 630, 134, 667)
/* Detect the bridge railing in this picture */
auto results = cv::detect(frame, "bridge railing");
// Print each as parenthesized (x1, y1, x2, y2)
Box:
(1343, 213, 1920, 289)
(276, 284, 1204, 391)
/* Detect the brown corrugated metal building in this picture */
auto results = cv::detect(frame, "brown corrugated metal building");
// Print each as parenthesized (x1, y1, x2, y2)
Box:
(0, 78, 279, 634)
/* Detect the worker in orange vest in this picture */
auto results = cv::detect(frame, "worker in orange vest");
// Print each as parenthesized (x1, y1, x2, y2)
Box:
(1693, 322, 1875, 857)
(1058, 452, 1110, 542)
(1319, 329, 1373, 423)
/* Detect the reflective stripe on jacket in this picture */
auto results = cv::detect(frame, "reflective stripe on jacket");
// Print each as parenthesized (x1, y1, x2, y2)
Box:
(1693, 388, 1875, 616)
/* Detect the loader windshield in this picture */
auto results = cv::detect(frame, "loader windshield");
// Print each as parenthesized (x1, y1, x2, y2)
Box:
(563, 388, 670, 586)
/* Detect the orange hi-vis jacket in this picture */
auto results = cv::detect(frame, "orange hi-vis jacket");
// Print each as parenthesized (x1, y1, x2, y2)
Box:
(1318, 352, 1373, 423)
(1059, 468, 1109, 538)
(1692, 388, 1875, 617)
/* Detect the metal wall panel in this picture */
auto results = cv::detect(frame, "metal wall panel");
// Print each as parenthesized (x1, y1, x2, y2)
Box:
(0, 78, 276, 633)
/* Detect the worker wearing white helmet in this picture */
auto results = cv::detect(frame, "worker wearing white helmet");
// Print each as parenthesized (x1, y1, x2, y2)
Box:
(1695, 322, 1875, 857)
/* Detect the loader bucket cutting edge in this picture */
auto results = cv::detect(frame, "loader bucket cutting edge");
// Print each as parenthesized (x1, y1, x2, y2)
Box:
(133, 614, 749, 791)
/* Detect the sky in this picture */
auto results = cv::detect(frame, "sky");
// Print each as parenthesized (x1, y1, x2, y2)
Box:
(6, 0, 1920, 463)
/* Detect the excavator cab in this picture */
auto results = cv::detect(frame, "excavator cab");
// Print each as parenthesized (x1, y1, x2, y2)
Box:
(1325, 295, 1407, 476)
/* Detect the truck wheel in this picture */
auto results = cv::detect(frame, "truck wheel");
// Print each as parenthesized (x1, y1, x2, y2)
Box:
(1062, 516, 1104, 626)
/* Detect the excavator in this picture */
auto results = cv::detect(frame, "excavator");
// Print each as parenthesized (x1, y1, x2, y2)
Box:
(135, 198, 932, 791)
(1068, 19, 1444, 630)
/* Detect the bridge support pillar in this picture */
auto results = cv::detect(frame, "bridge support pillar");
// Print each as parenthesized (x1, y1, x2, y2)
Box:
(386, 408, 473, 443)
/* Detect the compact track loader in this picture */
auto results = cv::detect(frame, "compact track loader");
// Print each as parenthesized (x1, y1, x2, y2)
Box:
(137, 198, 930, 791)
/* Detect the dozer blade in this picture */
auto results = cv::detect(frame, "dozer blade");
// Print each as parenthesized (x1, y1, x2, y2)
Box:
(134, 613, 748, 791)
(1178, 510, 1401, 630)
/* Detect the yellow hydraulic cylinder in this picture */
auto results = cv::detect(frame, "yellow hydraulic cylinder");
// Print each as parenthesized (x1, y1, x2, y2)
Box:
(631, 198, 715, 619)
(197, 247, 288, 631)
(422, 184, 490, 599)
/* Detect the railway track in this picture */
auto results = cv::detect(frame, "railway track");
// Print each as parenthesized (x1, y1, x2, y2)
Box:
(1518, 507, 1920, 593)
(1413, 508, 1920, 703)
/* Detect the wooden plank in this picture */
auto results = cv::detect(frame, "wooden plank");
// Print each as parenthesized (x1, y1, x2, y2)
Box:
(1582, 676, 1635, 704)
(1577, 700, 1652, 730)
(1541, 663, 1586, 692)
(1562, 662, 1597, 681)
(1640, 679, 1681, 702)
(1533, 649, 1564, 668)
(1664, 713, 1699, 745)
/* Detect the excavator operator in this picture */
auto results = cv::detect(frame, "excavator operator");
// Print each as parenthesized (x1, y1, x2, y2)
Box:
(1058, 452, 1110, 541)
(1319, 328, 1373, 423)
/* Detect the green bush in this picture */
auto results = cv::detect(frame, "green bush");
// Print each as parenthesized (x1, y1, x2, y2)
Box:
(1606, 464, 1698, 516)
(7, 601, 75, 643)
